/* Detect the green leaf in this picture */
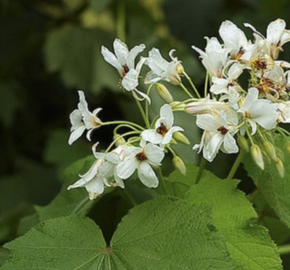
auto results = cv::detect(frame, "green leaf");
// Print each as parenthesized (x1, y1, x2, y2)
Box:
(2, 197, 235, 269)
(185, 166, 282, 269)
(2, 216, 107, 269)
(251, 192, 290, 245)
(243, 134, 290, 228)
(44, 26, 118, 92)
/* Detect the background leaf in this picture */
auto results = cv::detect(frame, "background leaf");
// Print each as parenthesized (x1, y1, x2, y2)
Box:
(243, 134, 290, 228)
(185, 165, 282, 269)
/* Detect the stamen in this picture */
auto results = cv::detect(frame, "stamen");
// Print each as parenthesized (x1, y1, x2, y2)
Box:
(156, 123, 169, 136)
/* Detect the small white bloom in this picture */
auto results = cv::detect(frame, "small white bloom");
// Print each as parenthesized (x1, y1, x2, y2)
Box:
(238, 87, 278, 135)
(116, 141, 164, 188)
(192, 37, 229, 78)
(141, 104, 183, 146)
(101, 39, 146, 92)
(95, 146, 128, 189)
(194, 110, 239, 162)
(245, 19, 290, 59)
(68, 90, 102, 145)
(145, 48, 183, 85)
(219, 20, 253, 60)
(67, 159, 107, 200)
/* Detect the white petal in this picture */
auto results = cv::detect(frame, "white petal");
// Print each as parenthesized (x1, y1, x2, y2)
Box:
(116, 156, 138, 179)
(68, 125, 86, 145)
(203, 132, 224, 162)
(141, 129, 163, 144)
(160, 104, 174, 127)
(144, 143, 164, 165)
(85, 176, 104, 200)
(113, 39, 129, 66)
(138, 162, 159, 188)
(127, 44, 146, 69)
(122, 69, 139, 91)
(67, 178, 86, 189)
(101, 46, 123, 74)
(162, 126, 184, 145)
(267, 19, 286, 45)
(223, 133, 239, 153)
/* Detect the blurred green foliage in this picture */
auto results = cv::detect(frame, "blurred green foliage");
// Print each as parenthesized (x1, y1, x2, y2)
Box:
(1, 0, 290, 267)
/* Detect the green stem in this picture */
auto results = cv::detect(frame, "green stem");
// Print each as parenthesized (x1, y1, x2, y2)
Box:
(227, 150, 246, 179)
(71, 197, 94, 215)
(278, 244, 290, 256)
(196, 157, 206, 184)
(117, 1, 126, 41)
(180, 83, 195, 99)
(182, 71, 201, 98)
(156, 167, 170, 196)
(135, 99, 151, 129)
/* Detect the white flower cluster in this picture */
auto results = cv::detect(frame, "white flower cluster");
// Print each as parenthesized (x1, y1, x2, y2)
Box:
(67, 18, 290, 199)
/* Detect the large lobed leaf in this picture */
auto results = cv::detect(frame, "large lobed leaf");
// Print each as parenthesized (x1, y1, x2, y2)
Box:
(184, 166, 282, 269)
(1, 197, 234, 269)
(243, 134, 290, 228)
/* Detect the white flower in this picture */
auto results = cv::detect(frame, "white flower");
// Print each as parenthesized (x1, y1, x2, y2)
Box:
(210, 62, 243, 95)
(67, 159, 107, 200)
(95, 146, 128, 189)
(219, 20, 253, 60)
(68, 90, 102, 145)
(194, 110, 239, 162)
(101, 39, 146, 92)
(141, 104, 183, 146)
(278, 101, 290, 123)
(192, 37, 229, 78)
(116, 141, 165, 188)
(238, 87, 278, 135)
(145, 48, 183, 85)
(245, 19, 290, 59)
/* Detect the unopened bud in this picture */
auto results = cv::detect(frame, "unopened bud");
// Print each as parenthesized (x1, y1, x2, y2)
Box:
(276, 147, 284, 161)
(285, 140, 290, 154)
(113, 134, 126, 146)
(155, 83, 173, 103)
(263, 141, 277, 162)
(275, 158, 285, 178)
(237, 135, 249, 152)
(251, 144, 264, 170)
(173, 131, 190, 145)
(173, 156, 186, 175)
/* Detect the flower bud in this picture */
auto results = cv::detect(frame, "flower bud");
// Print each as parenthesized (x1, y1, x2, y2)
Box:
(173, 131, 190, 145)
(276, 147, 284, 161)
(113, 133, 126, 146)
(251, 144, 264, 170)
(285, 140, 290, 154)
(155, 83, 173, 103)
(173, 156, 186, 175)
(237, 135, 249, 152)
(275, 158, 285, 178)
(263, 141, 277, 162)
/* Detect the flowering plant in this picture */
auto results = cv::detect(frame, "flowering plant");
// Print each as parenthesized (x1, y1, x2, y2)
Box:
(3, 18, 290, 269)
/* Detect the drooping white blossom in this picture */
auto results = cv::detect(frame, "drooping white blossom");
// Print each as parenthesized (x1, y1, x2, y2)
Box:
(101, 39, 148, 100)
(145, 48, 183, 85)
(68, 90, 102, 145)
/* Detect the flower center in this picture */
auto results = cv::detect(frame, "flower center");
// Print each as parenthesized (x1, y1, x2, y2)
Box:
(217, 126, 229, 135)
(135, 151, 148, 162)
(121, 65, 129, 78)
(245, 111, 252, 119)
(156, 123, 169, 136)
